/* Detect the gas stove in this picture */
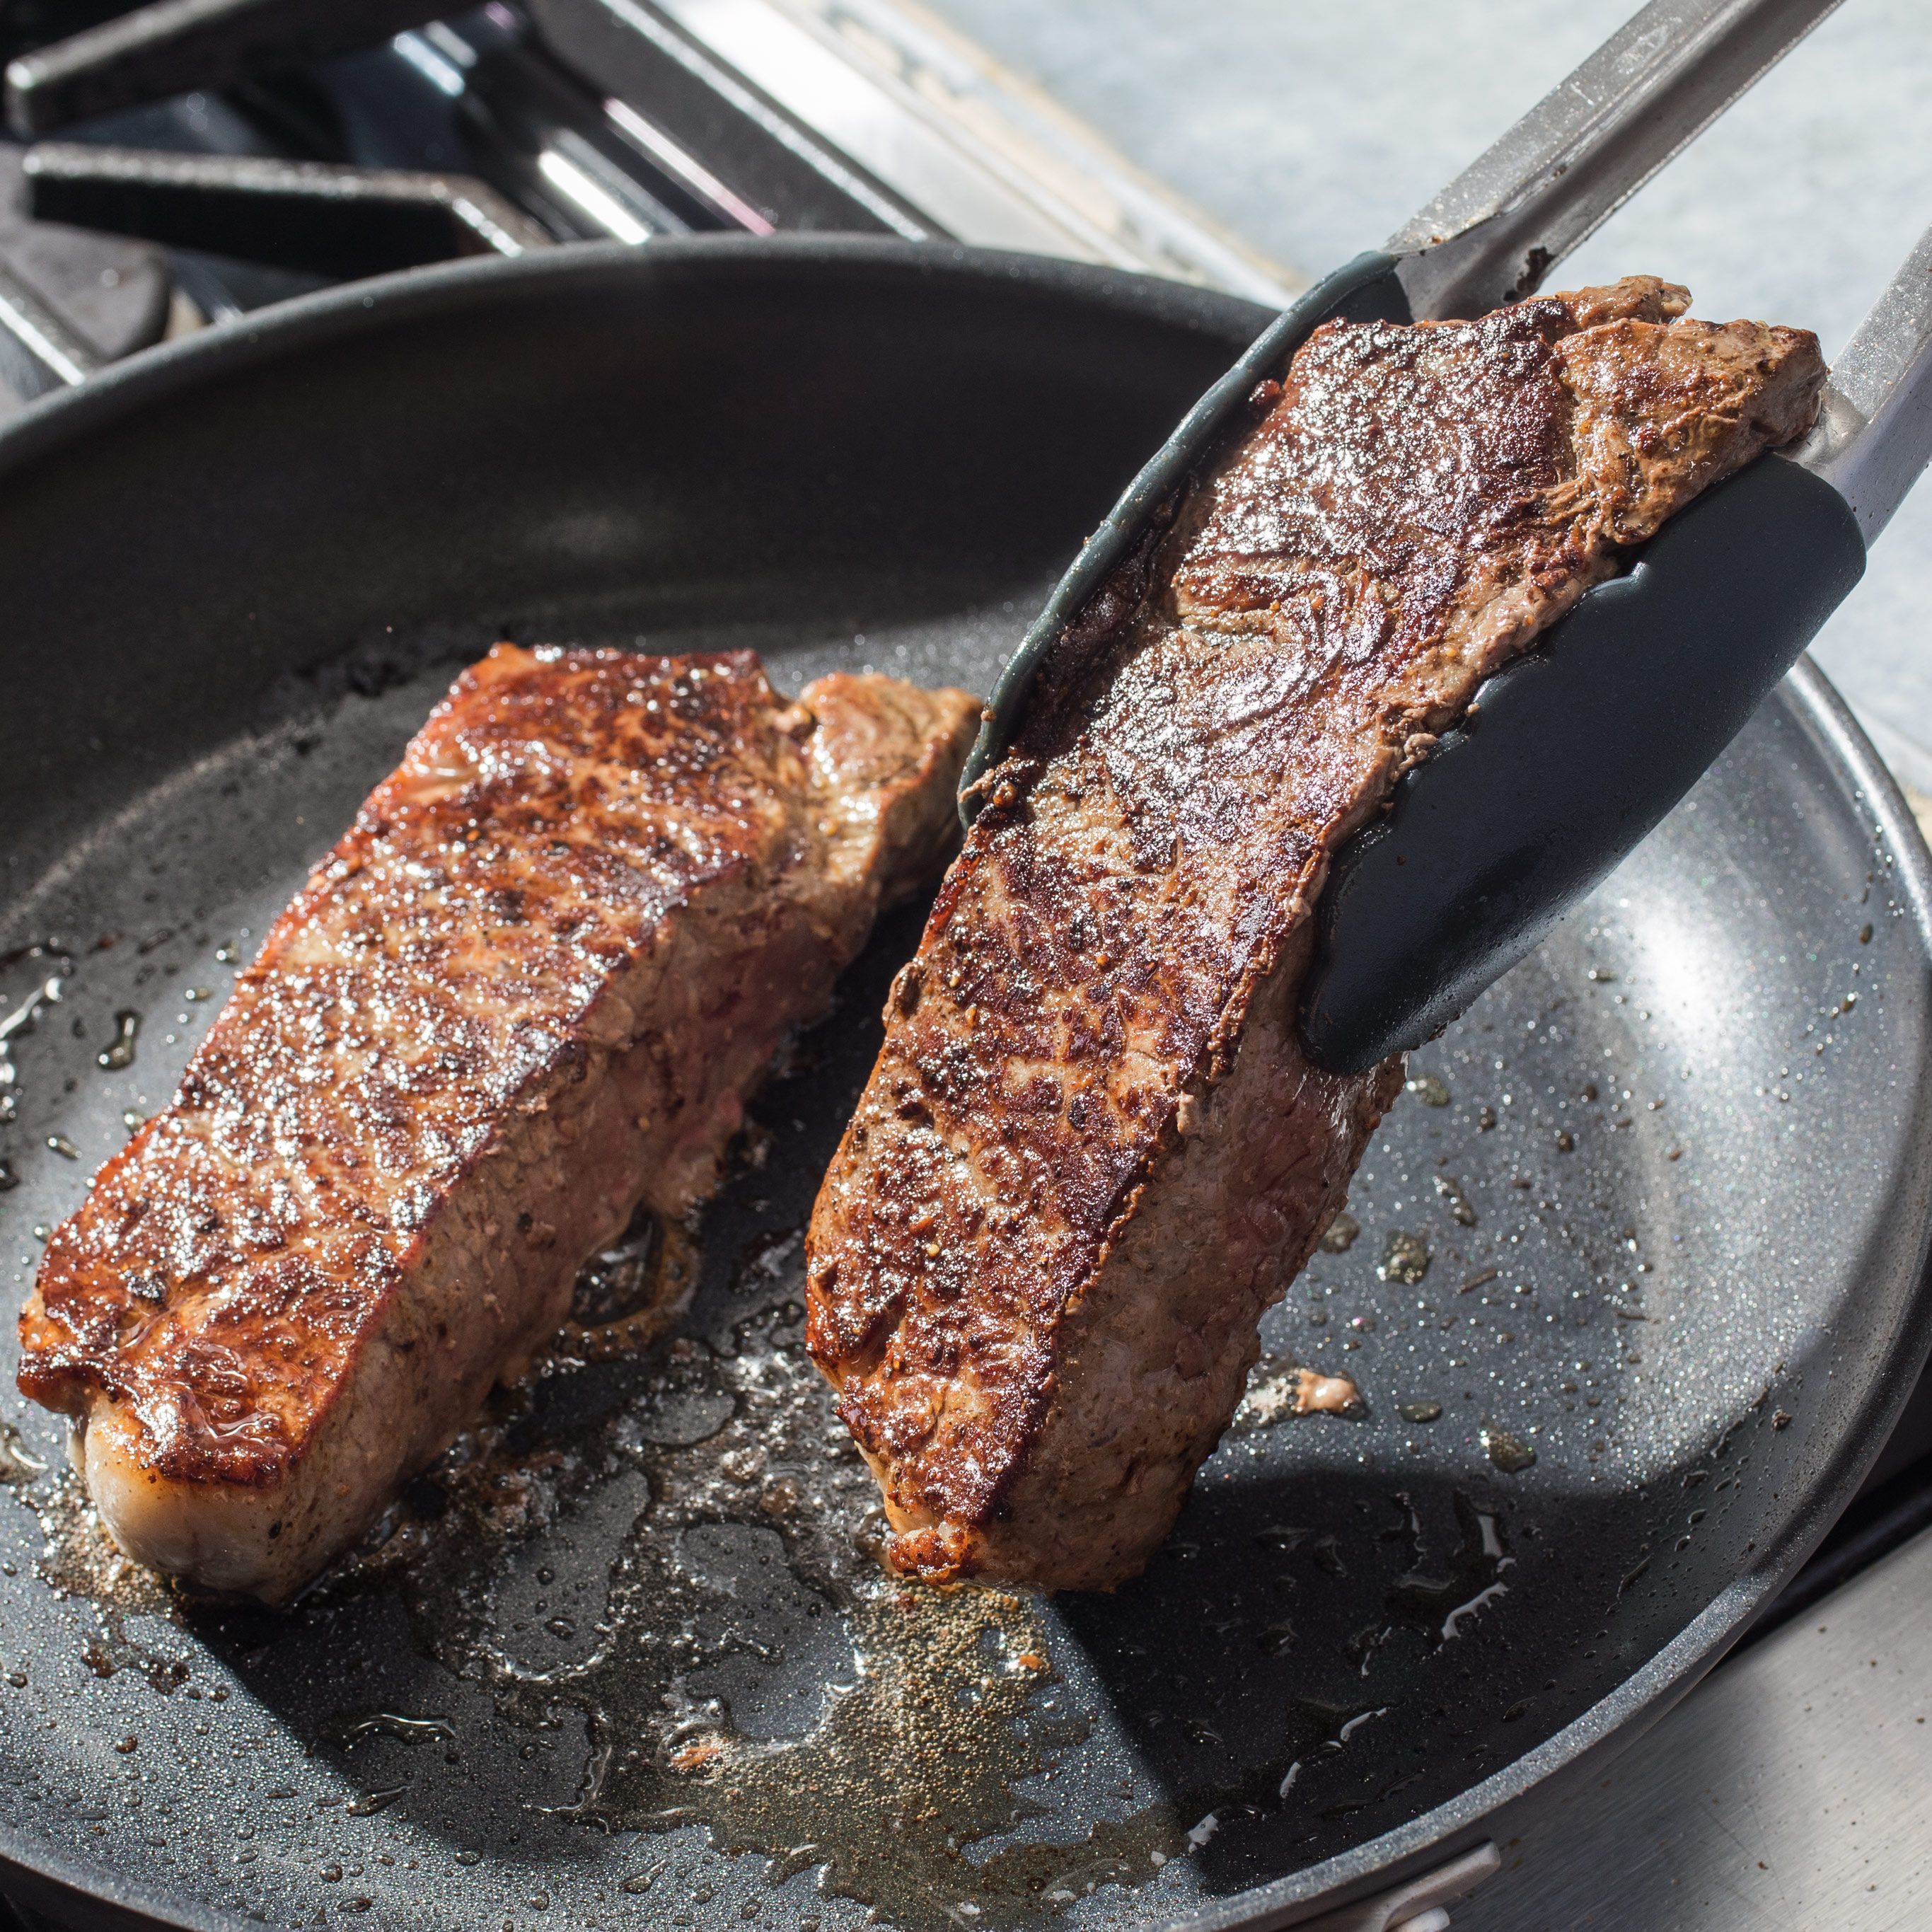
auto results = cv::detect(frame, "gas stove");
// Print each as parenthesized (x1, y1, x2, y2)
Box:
(0, 0, 1295, 409)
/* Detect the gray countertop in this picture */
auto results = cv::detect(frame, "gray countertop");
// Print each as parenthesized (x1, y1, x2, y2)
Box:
(1461, 1525, 1932, 1931)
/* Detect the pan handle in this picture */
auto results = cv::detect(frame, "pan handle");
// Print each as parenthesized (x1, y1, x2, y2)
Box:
(0, 257, 99, 399)
(1389, 0, 1845, 320)
(1167, 1840, 1501, 1932)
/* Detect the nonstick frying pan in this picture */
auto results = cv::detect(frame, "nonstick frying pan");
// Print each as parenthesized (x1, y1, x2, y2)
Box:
(1, 239, 1931, 1932)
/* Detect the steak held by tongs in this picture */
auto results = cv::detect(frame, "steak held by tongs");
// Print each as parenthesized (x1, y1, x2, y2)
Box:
(19, 646, 977, 1601)
(804, 276, 1824, 1590)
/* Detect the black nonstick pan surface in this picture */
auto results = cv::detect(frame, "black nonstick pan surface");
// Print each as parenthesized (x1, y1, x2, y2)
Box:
(1, 238, 1931, 1932)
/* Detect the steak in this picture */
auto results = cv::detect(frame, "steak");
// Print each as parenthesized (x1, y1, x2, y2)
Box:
(805, 277, 1826, 1592)
(19, 645, 978, 1602)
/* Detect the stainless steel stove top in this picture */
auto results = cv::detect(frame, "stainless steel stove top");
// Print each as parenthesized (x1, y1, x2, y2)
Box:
(0, 0, 1296, 417)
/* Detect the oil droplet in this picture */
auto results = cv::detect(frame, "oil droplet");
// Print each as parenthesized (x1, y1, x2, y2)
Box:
(96, 1010, 140, 1071)
(1481, 1426, 1537, 1474)
(0, 1159, 16, 1193)
(1253, 1525, 1310, 1552)
(1586, 966, 1618, 983)
(183, 988, 214, 1003)
(1433, 1175, 1476, 1227)
(45, 1135, 79, 1161)
(325, 1711, 455, 1748)
(345, 1786, 405, 1816)
(1377, 1230, 1429, 1284)
(1318, 1210, 1360, 1254)
(0, 974, 63, 1101)
(214, 941, 241, 964)
(122, 1110, 147, 1135)
(1405, 1073, 1450, 1106)
(1555, 1130, 1575, 1152)
(1398, 1401, 1442, 1424)
(0, 1429, 47, 1483)
(564, 1213, 699, 1360)
(114, 1735, 138, 1754)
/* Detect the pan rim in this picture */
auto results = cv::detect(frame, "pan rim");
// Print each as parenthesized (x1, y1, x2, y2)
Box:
(0, 231, 1273, 481)
(1170, 651, 1932, 1931)
(0, 243, 1928, 1932)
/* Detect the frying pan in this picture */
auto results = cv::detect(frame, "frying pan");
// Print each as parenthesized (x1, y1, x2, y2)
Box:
(1, 238, 1931, 1932)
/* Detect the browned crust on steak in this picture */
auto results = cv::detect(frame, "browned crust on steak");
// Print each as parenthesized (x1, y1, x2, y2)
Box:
(19, 645, 977, 1599)
(806, 277, 1825, 1590)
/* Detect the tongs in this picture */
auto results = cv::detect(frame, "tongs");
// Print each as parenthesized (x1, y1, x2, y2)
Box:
(959, 0, 1932, 1075)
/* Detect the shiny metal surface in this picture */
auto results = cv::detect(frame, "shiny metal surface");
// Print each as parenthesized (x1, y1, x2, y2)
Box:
(637, 0, 1300, 299)
(0, 250, 97, 393)
(1796, 217, 1932, 545)
(1259, 1845, 1500, 1932)
(21, 142, 554, 278)
(0, 149, 172, 371)
(1387, 0, 1842, 320)
(532, 0, 935, 238)
(1464, 1524, 1932, 1930)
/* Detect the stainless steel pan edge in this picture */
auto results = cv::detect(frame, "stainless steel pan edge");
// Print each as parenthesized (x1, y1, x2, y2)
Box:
(0, 240, 1928, 1932)
(1174, 652, 1932, 1932)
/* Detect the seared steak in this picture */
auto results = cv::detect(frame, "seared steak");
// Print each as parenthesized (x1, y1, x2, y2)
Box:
(806, 277, 1825, 1592)
(20, 646, 978, 1602)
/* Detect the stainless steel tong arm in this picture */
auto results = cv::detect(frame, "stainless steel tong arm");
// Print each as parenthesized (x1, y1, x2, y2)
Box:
(1390, 0, 1846, 320)
(1795, 220, 1932, 543)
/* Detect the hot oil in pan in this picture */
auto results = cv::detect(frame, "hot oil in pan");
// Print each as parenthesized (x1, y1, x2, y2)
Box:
(0, 654, 1856, 1931)
(5, 939, 1683, 1929)
(3, 916, 1534, 1927)
(296, 946, 1614, 1922)
(327, 1300, 1147, 1921)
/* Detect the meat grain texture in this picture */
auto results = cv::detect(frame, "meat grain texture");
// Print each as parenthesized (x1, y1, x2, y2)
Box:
(806, 278, 1825, 1592)
(18, 646, 978, 1601)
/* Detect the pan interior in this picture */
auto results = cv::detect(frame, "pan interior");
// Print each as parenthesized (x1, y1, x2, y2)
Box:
(0, 249, 1926, 1932)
